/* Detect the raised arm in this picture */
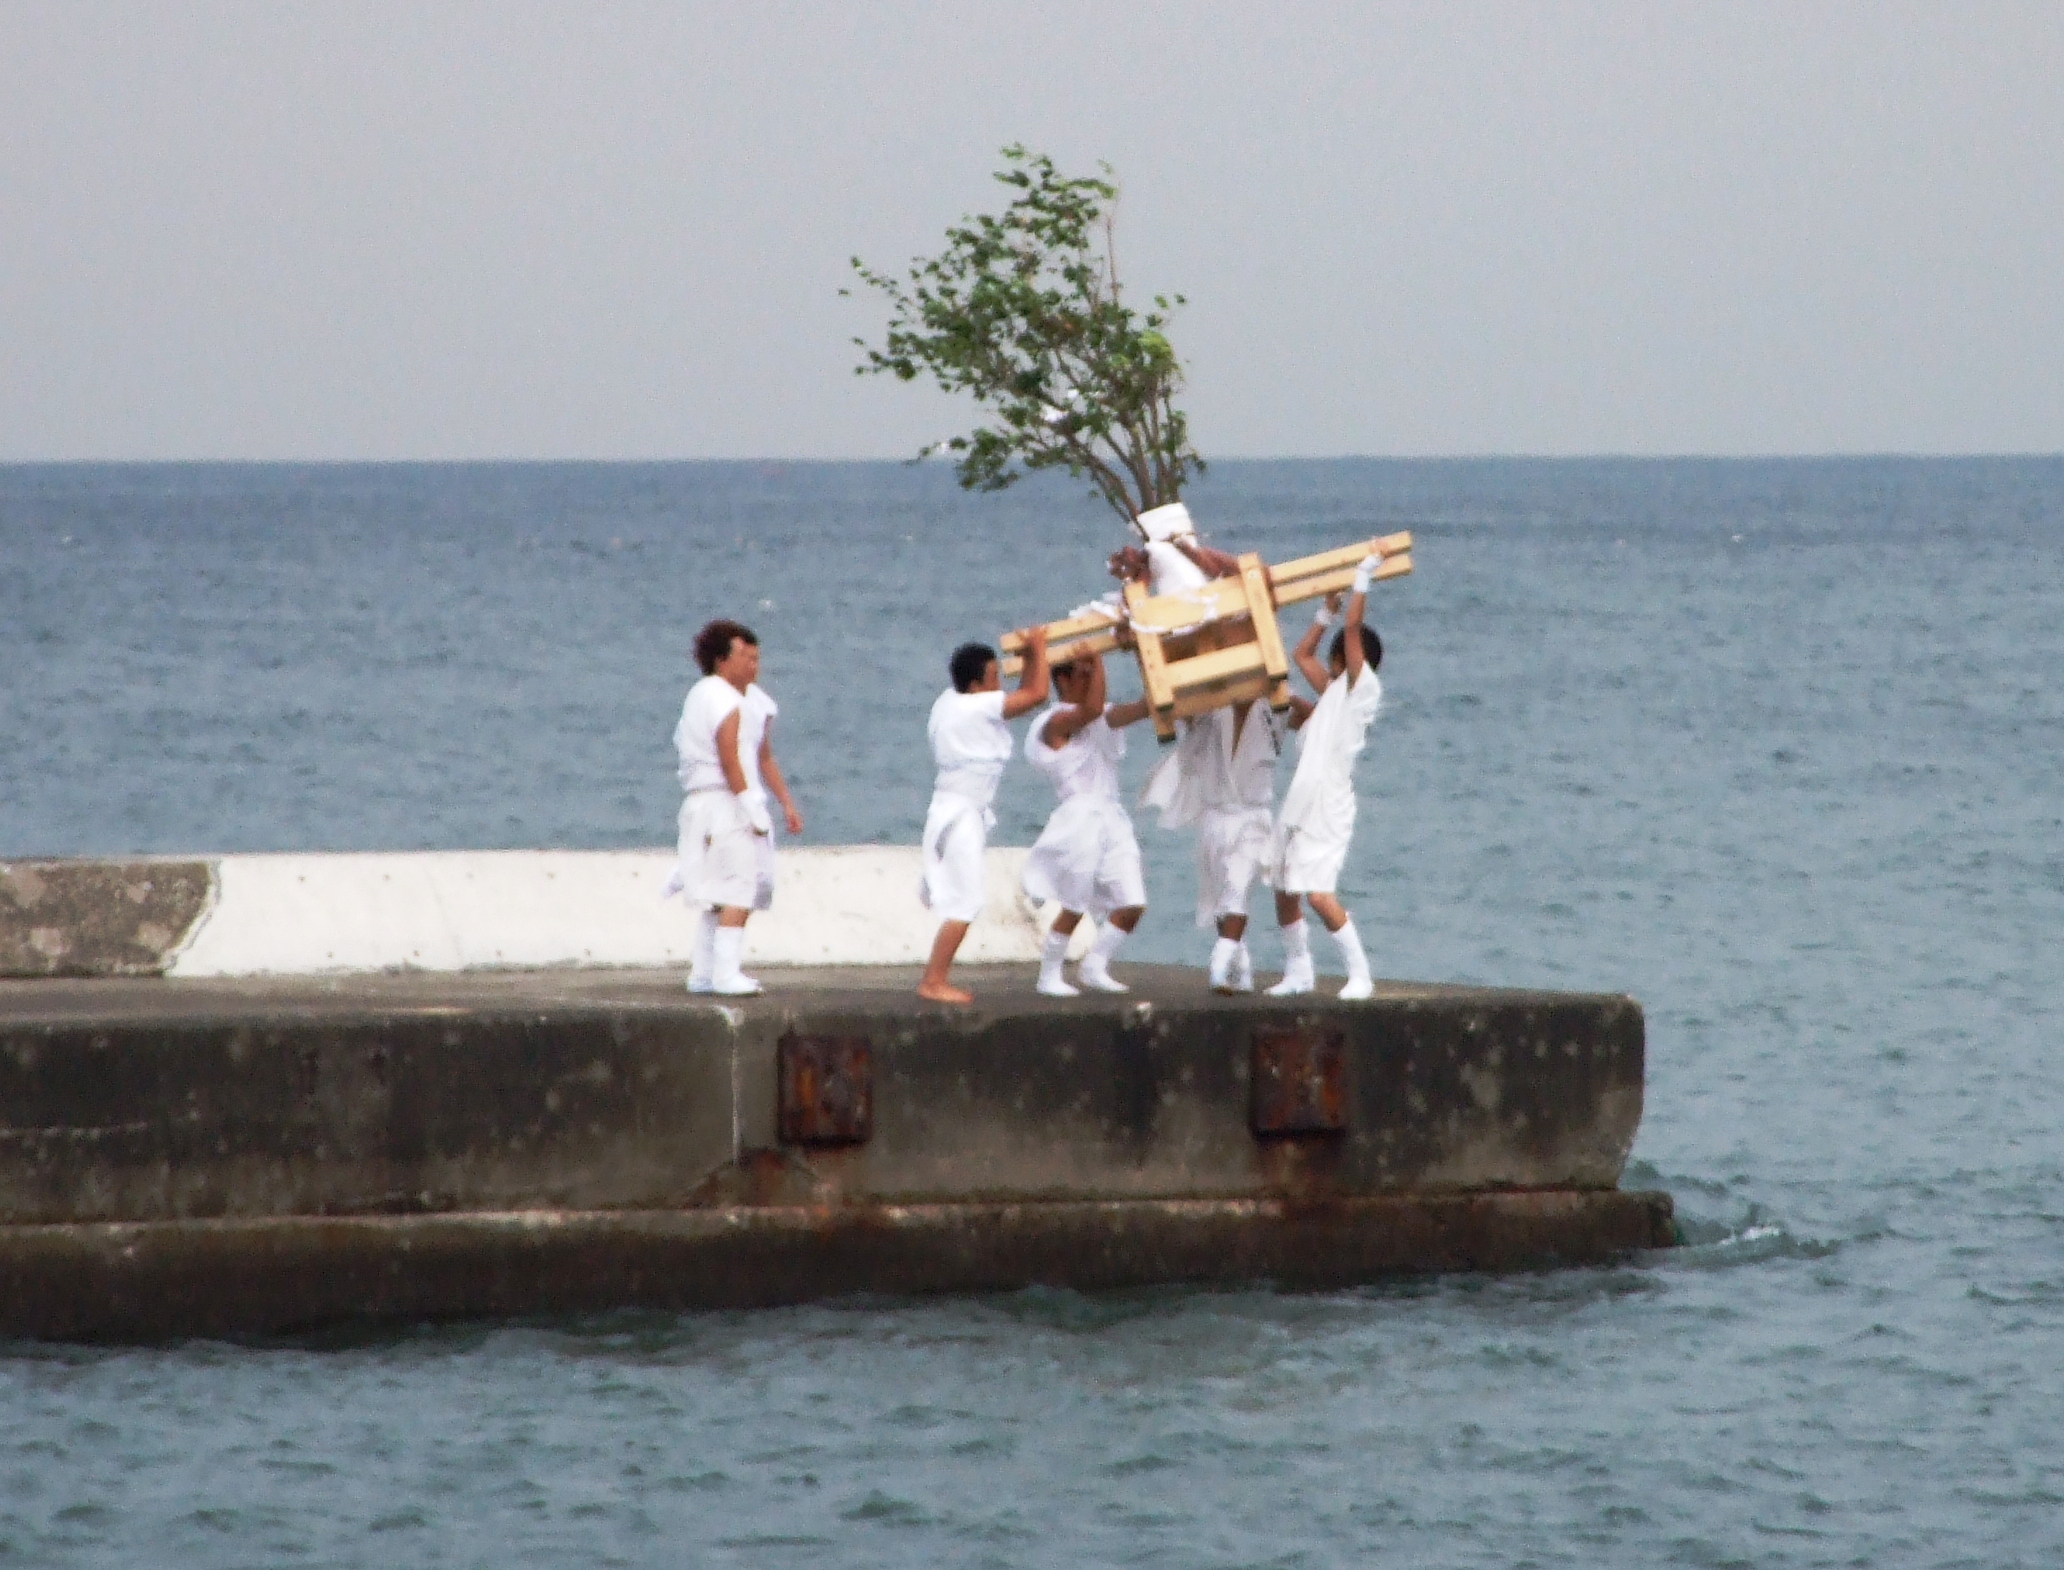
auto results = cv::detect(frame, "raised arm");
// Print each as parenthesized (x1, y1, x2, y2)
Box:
(1041, 652, 1107, 747)
(1175, 538, 1243, 580)
(1104, 694, 1153, 729)
(1294, 594, 1338, 695)
(1000, 625, 1051, 719)
(1341, 554, 1377, 684)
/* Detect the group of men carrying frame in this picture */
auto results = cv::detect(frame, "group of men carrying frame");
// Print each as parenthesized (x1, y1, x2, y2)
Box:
(667, 502, 1410, 1004)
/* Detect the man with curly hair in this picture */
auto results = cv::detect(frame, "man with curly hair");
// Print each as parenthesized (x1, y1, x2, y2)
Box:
(667, 618, 797, 996)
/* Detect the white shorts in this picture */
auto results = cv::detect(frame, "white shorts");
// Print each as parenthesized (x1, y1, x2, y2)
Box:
(1194, 805, 1273, 926)
(675, 791, 762, 911)
(920, 792, 991, 925)
(1021, 797, 1147, 919)
(1266, 818, 1351, 896)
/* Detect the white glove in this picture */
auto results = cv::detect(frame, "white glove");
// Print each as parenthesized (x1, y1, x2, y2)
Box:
(739, 793, 773, 836)
(1351, 553, 1380, 595)
(1311, 601, 1338, 631)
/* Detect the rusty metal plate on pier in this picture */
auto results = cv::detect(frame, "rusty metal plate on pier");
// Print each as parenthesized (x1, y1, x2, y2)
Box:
(778, 1033, 873, 1146)
(1250, 1026, 1348, 1136)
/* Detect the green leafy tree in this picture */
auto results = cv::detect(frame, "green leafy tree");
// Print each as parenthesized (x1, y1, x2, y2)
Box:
(846, 145, 1202, 533)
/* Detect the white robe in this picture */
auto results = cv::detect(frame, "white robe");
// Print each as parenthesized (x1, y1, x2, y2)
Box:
(919, 687, 1011, 924)
(1020, 705, 1146, 918)
(1143, 703, 1283, 925)
(919, 792, 991, 923)
(1269, 667, 1382, 894)
(664, 676, 762, 909)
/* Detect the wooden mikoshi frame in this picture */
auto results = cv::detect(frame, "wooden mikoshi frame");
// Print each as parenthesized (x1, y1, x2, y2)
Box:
(1001, 532, 1413, 742)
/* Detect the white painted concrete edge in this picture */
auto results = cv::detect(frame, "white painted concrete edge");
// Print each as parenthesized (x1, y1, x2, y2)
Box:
(166, 846, 1094, 978)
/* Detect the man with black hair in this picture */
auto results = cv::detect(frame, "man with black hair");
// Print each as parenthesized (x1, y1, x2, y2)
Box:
(1021, 651, 1152, 995)
(917, 628, 1049, 1004)
(668, 618, 782, 995)
(1265, 554, 1387, 1000)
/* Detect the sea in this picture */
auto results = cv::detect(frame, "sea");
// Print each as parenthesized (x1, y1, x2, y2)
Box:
(1, 456, 2059, 1567)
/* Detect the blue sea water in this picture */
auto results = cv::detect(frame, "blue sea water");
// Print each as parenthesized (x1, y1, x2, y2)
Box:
(2, 457, 2061, 1566)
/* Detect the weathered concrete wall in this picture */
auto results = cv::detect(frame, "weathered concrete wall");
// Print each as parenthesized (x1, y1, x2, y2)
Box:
(0, 860, 215, 977)
(0, 1194, 1676, 1342)
(0, 964, 1665, 1337)
(0, 848, 1062, 978)
(0, 967, 1644, 1225)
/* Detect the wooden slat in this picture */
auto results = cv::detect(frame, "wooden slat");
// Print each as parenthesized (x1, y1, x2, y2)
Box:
(1167, 641, 1267, 691)
(1000, 608, 1125, 653)
(1126, 582, 1177, 730)
(1274, 554, 1413, 608)
(1172, 674, 1275, 719)
(1125, 577, 1249, 632)
(1001, 626, 1119, 677)
(1271, 532, 1411, 584)
(1000, 530, 1414, 679)
(1239, 553, 1290, 681)
(1270, 533, 1413, 604)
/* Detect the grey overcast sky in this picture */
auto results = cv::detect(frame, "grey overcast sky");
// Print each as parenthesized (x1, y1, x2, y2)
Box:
(4, 2, 2060, 461)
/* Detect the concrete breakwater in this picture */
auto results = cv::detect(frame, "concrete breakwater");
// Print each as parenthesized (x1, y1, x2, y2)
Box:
(0, 853, 1670, 1339)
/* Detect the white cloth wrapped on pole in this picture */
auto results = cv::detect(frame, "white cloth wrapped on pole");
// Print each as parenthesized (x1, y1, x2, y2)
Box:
(1068, 593, 1127, 626)
(1145, 542, 1210, 601)
(1137, 502, 1197, 544)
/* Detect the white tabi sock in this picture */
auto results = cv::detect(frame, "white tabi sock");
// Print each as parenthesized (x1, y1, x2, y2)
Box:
(1267, 918, 1315, 996)
(710, 926, 762, 995)
(1078, 922, 1130, 992)
(1038, 927, 1079, 997)
(687, 908, 720, 993)
(1209, 935, 1240, 991)
(1231, 939, 1255, 993)
(1332, 915, 1373, 1000)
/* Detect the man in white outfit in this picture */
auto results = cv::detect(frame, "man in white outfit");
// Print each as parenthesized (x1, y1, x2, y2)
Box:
(1117, 501, 1286, 993)
(917, 628, 1050, 1004)
(1265, 554, 1386, 1001)
(678, 661, 805, 993)
(670, 619, 790, 996)
(1143, 695, 1289, 993)
(1021, 652, 1153, 996)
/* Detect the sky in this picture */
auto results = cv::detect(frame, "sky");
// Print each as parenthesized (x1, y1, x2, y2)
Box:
(3, 1, 2060, 461)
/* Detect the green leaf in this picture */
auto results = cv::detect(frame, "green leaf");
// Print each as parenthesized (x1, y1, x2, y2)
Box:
(845, 145, 1202, 529)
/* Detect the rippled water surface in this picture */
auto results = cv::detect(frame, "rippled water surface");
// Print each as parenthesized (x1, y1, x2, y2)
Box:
(3, 458, 2061, 1566)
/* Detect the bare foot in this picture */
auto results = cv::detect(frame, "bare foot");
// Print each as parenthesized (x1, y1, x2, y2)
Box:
(916, 981, 974, 1005)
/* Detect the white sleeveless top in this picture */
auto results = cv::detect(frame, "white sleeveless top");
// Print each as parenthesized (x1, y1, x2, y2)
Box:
(674, 675, 745, 793)
(1026, 702, 1125, 803)
(927, 687, 1012, 807)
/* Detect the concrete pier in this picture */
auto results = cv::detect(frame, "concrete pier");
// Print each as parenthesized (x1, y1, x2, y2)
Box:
(0, 963, 1668, 1340)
